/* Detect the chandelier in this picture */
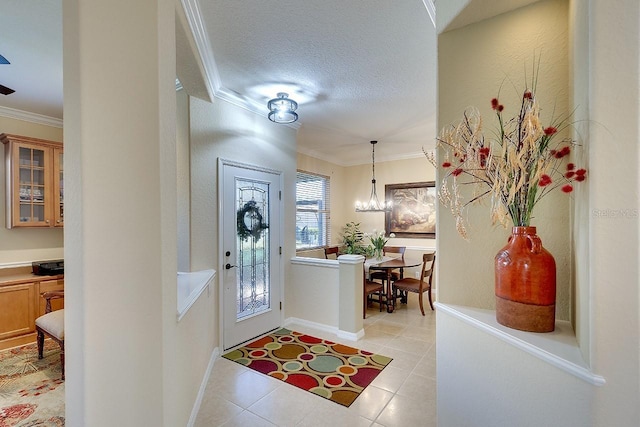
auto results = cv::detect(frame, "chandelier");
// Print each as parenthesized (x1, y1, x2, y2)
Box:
(267, 92, 298, 124)
(355, 141, 392, 212)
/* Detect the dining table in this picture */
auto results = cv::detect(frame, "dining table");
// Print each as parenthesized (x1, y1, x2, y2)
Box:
(366, 257, 422, 313)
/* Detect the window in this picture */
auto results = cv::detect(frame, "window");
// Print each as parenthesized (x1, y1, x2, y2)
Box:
(296, 171, 330, 250)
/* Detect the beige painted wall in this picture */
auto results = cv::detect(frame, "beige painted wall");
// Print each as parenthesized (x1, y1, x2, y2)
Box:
(298, 153, 436, 250)
(437, 0, 572, 319)
(436, 0, 640, 425)
(347, 157, 436, 246)
(0, 116, 64, 264)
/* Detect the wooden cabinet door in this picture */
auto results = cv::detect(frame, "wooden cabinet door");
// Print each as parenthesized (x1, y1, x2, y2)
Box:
(12, 142, 53, 227)
(38, 279, 64, 317)
(1, 134, 63, 228)
(0, 283, 36, 340)
(53, 147, 64, 226)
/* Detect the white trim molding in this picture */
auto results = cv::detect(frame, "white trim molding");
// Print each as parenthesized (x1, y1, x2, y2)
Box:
(187, 346, 220, 427)
(0, 106, 63, 128)
(284, 317, 364, 342)
(436, 303, 606, 386)
(179, 0, 302, 128)
(421, 0, 436, 27)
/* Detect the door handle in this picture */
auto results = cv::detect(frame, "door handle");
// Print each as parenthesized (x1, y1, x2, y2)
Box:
(225, 263, 237, 270)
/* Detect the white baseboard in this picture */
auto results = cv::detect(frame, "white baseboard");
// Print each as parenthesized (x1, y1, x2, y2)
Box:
(284, 317, 364, 341)
(337, 328, 365, 341)
(187, 346, 220, 427)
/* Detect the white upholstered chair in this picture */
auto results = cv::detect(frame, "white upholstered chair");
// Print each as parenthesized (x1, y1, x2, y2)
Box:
(35, 291, 65, 380)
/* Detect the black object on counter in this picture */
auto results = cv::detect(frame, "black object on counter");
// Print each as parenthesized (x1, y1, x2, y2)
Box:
(32, 259, 64, 275)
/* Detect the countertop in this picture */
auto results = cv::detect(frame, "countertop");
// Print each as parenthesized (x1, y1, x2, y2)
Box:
(0, 266, 63, 287)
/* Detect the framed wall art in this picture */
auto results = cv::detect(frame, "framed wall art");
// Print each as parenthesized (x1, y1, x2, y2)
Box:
(384, 181, 436, 238)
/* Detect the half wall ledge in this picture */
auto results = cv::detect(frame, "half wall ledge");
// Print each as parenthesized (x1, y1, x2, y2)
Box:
(177, 269, 216, 321)
(436, 303, 605, 386)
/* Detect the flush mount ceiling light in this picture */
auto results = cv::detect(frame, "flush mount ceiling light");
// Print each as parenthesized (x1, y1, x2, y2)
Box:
(355, 141, 392, 212)
(268, 92, 298, 124)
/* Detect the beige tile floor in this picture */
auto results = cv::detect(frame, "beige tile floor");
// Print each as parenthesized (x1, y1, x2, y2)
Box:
(195, 294, 437, 427)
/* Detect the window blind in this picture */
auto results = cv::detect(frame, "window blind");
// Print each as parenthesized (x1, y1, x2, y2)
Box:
(296, 171, 330, 249)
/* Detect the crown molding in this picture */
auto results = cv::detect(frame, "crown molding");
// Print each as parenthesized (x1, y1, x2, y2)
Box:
(422, 0, 436, 27)
(180, 0, 301, 128)
(297, 145, 425, 167)
(179, 0, 221, 98)
(0, 105, 63, 128)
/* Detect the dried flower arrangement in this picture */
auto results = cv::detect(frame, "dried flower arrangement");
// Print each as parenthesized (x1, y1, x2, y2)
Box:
(426, 75, 586, 238)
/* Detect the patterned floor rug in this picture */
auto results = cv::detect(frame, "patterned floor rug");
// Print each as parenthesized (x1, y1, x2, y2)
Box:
(222, 328, 392, 407)
(0, 340, 64, 426)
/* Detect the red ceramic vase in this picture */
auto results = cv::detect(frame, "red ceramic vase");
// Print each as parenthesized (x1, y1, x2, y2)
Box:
(494, 226, 556, 332)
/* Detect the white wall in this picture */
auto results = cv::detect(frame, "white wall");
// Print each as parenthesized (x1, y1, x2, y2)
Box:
(176, 88, 191, 272)
(165, 85, 219, 426)
(188, 96, 298, 342)
(437, 311, 593, 427)
(585, 0, 640, 423)
(289, 259, 340, 327)
(569, 0, 591, 365)
(0, 116, 63, 264)
(64, 0, 178, 425)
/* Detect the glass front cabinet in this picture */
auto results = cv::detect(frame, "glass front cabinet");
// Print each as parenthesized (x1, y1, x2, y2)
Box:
(2, 134, 63, 228)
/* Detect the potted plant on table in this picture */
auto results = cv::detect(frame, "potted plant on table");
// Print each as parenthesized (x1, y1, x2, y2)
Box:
(366, 229, 391, 261)
(426, 72, 587, 332)
(340, 222, 367, 255)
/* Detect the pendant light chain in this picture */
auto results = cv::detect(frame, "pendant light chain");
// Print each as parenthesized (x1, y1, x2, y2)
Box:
(371, 141, 376, 184)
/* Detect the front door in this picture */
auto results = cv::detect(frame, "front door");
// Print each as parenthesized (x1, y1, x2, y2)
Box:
(220, 159, 282, 350)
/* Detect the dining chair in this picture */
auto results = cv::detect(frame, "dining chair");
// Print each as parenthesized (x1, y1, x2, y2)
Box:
(392, 252, 435, 315)
(324, 246, 340, 259)
(35, 291, 65, 379)
(370, 246, 406, 284)
(364, 266, 384, 318)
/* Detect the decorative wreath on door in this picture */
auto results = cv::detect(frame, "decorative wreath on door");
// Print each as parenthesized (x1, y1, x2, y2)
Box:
(237, 200, 269, 242)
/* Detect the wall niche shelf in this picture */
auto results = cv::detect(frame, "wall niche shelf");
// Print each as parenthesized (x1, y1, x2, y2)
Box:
(436, 303, 605, 386)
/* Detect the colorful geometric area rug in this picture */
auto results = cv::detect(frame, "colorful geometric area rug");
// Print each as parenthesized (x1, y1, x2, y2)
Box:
(222, 328, 392, 407)
(0, 340, 65, 426)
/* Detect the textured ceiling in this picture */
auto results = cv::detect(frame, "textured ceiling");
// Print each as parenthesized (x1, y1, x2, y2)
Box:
(0, 1, 484, 165)
(193, 0, 438, 165)
(0, 0, 62, 120)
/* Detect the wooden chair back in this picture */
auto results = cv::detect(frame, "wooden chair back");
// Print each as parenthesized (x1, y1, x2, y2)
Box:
(383, 246, 405, 259)
(419, 252, 436, 291)
(391, 252, 436, 315)
(324, 246, 340, 259)
(371, 246, 407, 281)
